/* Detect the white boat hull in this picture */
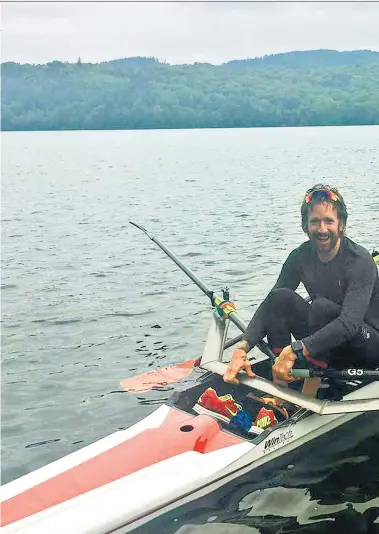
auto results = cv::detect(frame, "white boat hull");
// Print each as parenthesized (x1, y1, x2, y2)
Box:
(2, 376, 378, 534)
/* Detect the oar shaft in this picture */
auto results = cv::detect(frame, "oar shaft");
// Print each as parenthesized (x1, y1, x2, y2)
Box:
(130, 221, 214, 301)
(153, 235, 214, 300)
(291, 368, 379, 380)
(224, 333, 243, 350)
(130, 221, 277, 363)
(226, 311, 276, 361)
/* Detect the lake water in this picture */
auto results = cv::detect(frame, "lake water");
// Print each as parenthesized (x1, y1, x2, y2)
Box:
(2, 126, 379, 531)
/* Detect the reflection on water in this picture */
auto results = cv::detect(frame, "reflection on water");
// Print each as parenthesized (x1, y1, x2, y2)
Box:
(140, 416, 379, 533)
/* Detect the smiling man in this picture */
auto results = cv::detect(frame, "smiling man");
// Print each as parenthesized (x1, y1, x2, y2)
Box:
(223, 184, 379, 398)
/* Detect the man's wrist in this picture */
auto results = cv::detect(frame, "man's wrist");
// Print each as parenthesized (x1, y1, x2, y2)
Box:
(236, 340, 250, 353)
(291, 340, 310, 360)
(290, 340, 302, 359)
(301, 341, 310, 357)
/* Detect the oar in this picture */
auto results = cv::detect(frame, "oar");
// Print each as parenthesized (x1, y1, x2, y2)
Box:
(129, 221, 275, 360)
(291, 368, 379, 380)
(129, 221, 214, 300)
(121, 222, 275, 392)
(120, 334, 244, 392)
(120, 359, 200, 392)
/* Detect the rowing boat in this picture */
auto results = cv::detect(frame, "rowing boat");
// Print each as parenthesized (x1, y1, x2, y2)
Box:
(2, 225, 378, 534)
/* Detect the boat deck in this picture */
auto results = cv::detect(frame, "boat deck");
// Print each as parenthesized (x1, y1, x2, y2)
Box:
(168, 357, 370, 444)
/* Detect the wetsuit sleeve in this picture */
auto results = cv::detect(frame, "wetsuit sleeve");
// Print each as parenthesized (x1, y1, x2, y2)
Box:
(302, 255, 377, 357)
(242, 250, 301, 349)
(272, 250, 302, 291)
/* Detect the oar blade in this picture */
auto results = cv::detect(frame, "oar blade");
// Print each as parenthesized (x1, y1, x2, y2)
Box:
(120, 359, 199, 392)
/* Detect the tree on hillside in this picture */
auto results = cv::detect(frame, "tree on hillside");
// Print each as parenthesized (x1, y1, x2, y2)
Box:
(1, 50, 379, 131)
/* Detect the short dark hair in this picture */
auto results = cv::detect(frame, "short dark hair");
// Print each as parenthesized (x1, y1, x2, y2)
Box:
(301, 184, 348, 233)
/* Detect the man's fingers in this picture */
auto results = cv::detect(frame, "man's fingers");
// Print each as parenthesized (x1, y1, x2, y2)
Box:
(223, 364, 239, 384)
(223, 367, 239, 384)
(223, 357, 257, 384)
(223, 376, 239, 385)
(273, 369, 294, 383)
(280, 375, 294, 383)
(223, 358, 246, 384)
(244, 362, 256, 378)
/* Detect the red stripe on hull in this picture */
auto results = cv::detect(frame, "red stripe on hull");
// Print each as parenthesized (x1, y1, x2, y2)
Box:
(2, 409, 242, 527)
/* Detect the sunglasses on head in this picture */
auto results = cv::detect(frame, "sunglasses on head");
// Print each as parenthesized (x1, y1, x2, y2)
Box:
(305, 189, 339, 204)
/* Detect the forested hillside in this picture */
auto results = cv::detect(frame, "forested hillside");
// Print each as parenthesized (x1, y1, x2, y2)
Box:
(2, 49, 379, 131)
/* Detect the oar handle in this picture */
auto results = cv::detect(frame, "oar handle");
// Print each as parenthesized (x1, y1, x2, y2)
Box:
(290, 369, 313, 378)
(290, 368, 379, 380)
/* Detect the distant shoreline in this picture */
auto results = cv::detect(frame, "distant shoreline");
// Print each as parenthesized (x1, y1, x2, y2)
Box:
(3, 50, 378, 132)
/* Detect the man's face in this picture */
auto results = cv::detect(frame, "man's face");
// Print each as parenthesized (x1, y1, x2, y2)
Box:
(307, 202, 343, 255)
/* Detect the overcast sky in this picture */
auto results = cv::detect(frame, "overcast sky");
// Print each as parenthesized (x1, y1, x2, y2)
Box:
(2, 1, 379, 65)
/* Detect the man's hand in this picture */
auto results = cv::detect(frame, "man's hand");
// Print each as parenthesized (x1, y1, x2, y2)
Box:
(223, 349, 256, 385)
(272, 345, 297, 382)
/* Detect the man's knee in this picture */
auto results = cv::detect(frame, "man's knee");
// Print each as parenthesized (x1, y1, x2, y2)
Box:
(309, 298, 340, 330)
(266, 288, 297, 307)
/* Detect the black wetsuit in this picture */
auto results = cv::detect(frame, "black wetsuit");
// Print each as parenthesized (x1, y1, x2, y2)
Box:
(242, 237, 379, 368)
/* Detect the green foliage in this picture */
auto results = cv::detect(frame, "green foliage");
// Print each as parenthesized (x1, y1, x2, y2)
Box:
(1, 50, 379, 131)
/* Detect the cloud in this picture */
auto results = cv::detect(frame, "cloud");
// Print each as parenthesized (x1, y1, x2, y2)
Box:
(1, 1, 379, 65)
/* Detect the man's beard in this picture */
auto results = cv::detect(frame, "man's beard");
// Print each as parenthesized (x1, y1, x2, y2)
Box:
(309, 231, 342, 255)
